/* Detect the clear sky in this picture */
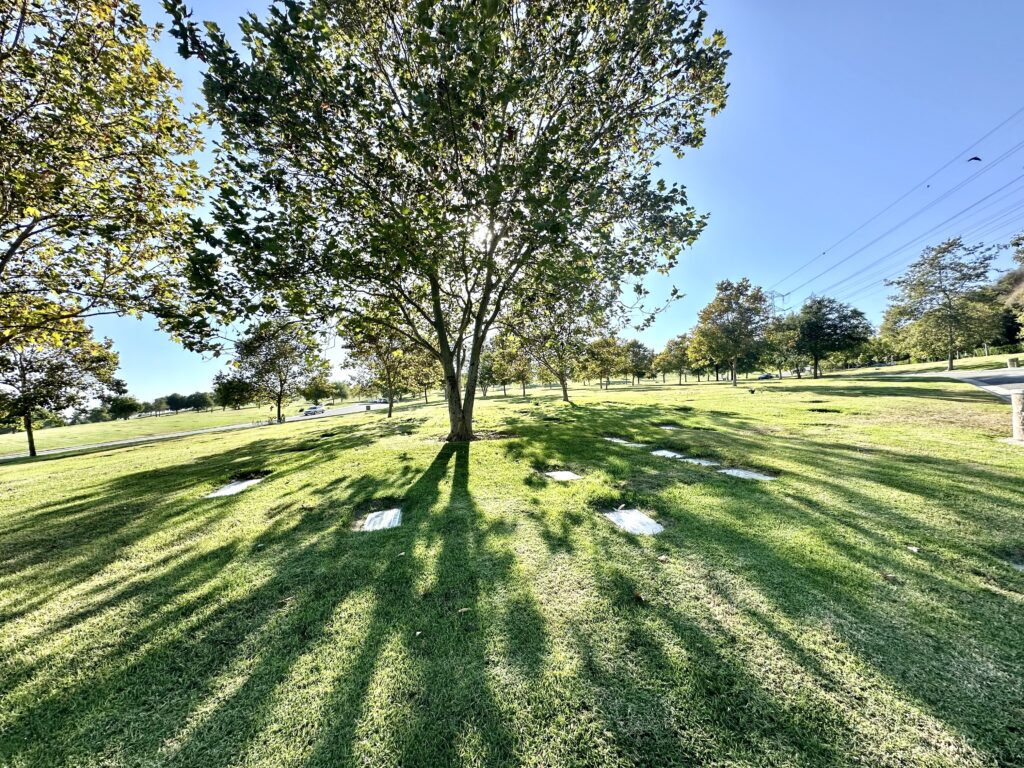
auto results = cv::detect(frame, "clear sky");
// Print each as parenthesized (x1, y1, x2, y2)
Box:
(98, 0, 1024, 400)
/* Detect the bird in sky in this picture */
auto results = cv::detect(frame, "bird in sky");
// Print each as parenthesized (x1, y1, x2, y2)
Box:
(968, 156, 982, 162)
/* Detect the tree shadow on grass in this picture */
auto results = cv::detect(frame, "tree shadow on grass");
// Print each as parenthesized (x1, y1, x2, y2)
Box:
(0, 440, 544, 767)
(496, 399, 1024, 764)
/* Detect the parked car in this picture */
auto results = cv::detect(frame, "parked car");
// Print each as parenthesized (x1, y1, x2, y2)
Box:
(303, 405, 326, 416)
(756, 372, 774, 380)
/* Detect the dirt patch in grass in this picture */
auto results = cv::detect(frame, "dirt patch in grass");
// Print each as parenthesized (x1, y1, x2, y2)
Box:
(808, 407, 842, 413)
(230, 469, 272, 482)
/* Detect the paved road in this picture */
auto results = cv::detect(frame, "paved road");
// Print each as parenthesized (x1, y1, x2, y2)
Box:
(914, 367, 1024, 401)
(0, 402, 390, 462)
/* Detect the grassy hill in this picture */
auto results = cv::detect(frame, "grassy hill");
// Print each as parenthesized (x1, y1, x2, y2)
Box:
(841, 351, 1021, 376)
(1, 378, 1021, 766)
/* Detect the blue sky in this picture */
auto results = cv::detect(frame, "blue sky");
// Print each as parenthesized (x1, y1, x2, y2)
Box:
(98, 0, 1024, 400)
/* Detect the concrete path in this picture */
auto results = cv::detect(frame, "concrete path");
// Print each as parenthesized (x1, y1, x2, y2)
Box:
(916, 367, 1024, 401)
(0, 402, 390, 462)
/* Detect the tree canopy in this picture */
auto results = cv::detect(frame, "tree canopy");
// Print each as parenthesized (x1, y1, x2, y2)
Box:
(690, 278, 771, 385)
(0, 323, 119, 455)
(164, 0, 729, 439)
(234, 319, 329, 422)
(0, 0, 204, 348)
(792, 297, 872, 378)
(884, 238, 997, 370)
(653, 334, 690, 383)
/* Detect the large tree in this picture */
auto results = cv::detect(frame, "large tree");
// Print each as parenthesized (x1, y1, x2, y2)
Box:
(212, 371, 258, 410)
(106, 395, 143, 420)
(0, 325, 119, 456)
(234, 319, 329, 422)
(622, 339, 655, 385)
(654, 333, 690, 384)
(0, 0, 203, 348)
(164, 0, 729, 440)
(511, 291, 607, 402)
(792, 297, 872, 379)
(690, 278, 771, 386)
(761, 315, 802, 378)
(999, 232, 1024, 327)
(584, 335, 627, 389)
(885, 238, 997, 370)
(345, 322, 411, 418)
(491, 333, 533, 397)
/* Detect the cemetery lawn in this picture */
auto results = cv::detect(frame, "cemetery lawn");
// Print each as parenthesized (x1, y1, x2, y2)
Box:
(843, 351, 1021, 375)
(0, 400, 329, 457)
(1, 377, 1022, 767)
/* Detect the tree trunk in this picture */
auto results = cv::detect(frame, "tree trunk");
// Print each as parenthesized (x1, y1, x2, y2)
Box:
(559, 375, 569, 402)
(521, 380, 526, 397)
(24, 412, 36, 457)
(502, 383, 507, 396)
(731, 361, 737, 386)
(275, 395, 283, 423)
(423, 388, 428, 404)
(947, 324, 955, 371)
(387, 395, 394, 417)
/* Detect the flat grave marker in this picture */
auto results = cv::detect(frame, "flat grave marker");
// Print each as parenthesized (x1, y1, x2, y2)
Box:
(651, 449, 683, 459)
(603, 437, 647, 448)
(359, 508, 403, 531)
(680, 457, 720, 466)
(206, 478, 265, 498)
(603, 508, 664, 535)
(717, 468, 777, 481)
(657, 425, 680, 431)
(546, 470, 582, 482)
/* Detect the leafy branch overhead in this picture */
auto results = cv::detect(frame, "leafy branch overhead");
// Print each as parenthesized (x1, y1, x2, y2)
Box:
(0, 0, 205, 348)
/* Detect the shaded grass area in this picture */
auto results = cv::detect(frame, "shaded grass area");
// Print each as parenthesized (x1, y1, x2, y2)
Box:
(1, 378, 1022, 766)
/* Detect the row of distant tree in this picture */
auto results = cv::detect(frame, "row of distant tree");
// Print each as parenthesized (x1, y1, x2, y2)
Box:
(339, 235, 1024, 408)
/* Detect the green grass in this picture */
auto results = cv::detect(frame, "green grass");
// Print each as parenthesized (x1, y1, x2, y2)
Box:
(842, 351, 1021, 376)
(0, 400, 337, 457)
(1, 378, 1022, 767)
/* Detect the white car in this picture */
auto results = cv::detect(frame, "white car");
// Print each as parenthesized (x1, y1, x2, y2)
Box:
(303, 405, 326, 416)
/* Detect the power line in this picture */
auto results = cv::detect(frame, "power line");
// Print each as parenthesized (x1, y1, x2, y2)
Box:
(835, 219, 1024, 304)
(820, 188, 1024, 299)
(794, 172, 1024, 303)
(768, 102, 1024, 291)
(782, 140, 1024, 298)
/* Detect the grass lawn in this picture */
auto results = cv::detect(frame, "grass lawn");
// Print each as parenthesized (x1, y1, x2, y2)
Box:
(1, 378, 1022, 767)
(0, 400, 337, 458)
(841, 351, 1022, 376)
